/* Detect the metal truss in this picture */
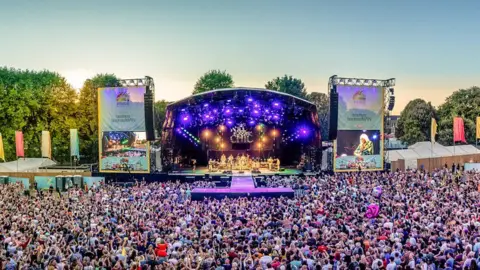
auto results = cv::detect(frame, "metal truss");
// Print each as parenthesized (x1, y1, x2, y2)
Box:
(328, 75, 395, 88)
(118, 76, 155, 94)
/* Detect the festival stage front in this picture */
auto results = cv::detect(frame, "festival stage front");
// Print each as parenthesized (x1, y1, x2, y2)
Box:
(168, 167, 303, 176)
(191, 175, 294, 200)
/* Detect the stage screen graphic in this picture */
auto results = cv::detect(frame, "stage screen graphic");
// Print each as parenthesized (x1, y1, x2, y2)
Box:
(337, 85, 383, 130)
(334, 130, 383, 171)
(98, 86, 150, 173)
(99, 131, 149, 172)
(98, 87, 146, 132)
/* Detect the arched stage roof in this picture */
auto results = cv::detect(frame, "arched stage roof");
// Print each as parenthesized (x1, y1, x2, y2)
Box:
(167, 87, 317, 111)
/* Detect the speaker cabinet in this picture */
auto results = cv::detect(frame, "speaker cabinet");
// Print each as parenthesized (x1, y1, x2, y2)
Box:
(328, 91, 338, 140)
(144, 92, 155, 141)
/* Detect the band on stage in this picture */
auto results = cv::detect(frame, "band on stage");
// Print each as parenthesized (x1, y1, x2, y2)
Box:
(208, 154, 280, 172)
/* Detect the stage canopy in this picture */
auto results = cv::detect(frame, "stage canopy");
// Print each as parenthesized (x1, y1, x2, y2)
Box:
(387, 141, 480, 162)
(161, 88, 322, 166)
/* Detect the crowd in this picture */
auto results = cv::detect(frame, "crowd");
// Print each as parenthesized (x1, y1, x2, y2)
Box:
(1, 168, 480, 270)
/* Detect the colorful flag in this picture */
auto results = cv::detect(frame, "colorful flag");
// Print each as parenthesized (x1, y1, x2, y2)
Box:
(431, 118, 437, 144)
(15, 131, 25, 157)
(453, 117, 466, 143)
(70, 129, 80, 159)
(41, 131, 52, 159)
(0, 133, 5, 161)
(476, 116, 480, 139)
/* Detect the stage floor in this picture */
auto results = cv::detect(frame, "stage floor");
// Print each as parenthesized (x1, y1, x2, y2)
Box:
(191, 175, 294, 200)
(169, 167, 303, 176)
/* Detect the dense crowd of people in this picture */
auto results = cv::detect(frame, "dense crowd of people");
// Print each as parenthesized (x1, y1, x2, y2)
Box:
(1, 168, 480, 270)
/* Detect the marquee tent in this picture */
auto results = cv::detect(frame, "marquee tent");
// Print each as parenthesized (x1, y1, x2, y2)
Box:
(0, 158, 56, 172)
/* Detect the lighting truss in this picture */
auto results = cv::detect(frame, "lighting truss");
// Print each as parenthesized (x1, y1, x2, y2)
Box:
(328, 75, 395, 88)
(118, 76, 155, 95)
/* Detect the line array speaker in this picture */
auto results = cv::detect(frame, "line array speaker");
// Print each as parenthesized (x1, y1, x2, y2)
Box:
(144, 92, 155, 141)
(328, 91, 338, 140)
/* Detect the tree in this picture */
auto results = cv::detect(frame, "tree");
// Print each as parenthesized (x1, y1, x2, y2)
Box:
(154, 100, 169, 138)
(307, 92, 330, 140)
(395, 99, 436, 146)
(77, 74, 120, 163)
(436, 86, 480, 146)
(265, 75, 308, 99)
(0, 67, 78, 162)
(193, 70, 234, 94)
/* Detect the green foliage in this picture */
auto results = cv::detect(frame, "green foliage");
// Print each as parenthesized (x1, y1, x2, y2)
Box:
(395, 99, 436, 146)
(307, 92, 329, 140)
(154, 100, 169, 137)
(193, 70, 234, 94)
(0, 67, 78, 162)
(77, 74, 120, 163)
(265, 75, 308, 99)
(436, 86, 480, 145)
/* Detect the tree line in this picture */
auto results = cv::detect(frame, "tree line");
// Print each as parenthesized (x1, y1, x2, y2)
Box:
(0, 68, 329, 164)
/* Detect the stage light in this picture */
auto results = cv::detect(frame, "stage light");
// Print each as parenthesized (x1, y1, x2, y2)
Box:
(202, 130, 211, 138)
(225, 119, 234, 127)
(372, 134, 377, 140)
(218, 125, 226, 132)
(203, 103, 209, 107)
(247, 97, 253, 102)
(257, 142, 262, 148)
(256, 124, 263, 131)
(271, 130, 278, 137)
(248, 119, 256, 126)
(215, 137, 221, 143)
(261, 137, 267, 142)
(220, 143, 225, 149)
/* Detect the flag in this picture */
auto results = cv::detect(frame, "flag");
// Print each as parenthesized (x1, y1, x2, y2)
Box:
(70, 129, 80, 158)
(0, 133, 5, 161)
(476, 116, 480, 139)
(15, 131, 25, 157)
(41, 131, 52, 159)
(431, 118, 437, 144)
(453, 117, 466, 143)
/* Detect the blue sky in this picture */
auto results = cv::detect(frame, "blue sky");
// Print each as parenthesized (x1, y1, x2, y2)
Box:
(1, 0, 479, 114)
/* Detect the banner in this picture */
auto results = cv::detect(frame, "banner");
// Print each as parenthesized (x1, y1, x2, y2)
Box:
(70, 129, 80, 158)
(476, 116, 480, 139)
(98, 87, 146, 132)
(0, 133, 4, 161)
(15, 131, 24, 157)
(41, 131, 52, 159)
(337, 85, 383, 130)
(453, 117, 466, 143)
(431, 118, 437, 144)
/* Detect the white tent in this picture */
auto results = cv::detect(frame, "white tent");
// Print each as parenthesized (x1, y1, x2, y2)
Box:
(0, 158, 56, 172)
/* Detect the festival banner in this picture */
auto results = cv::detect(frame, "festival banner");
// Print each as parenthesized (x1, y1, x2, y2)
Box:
(70, 129, 80, 158)
(476, 116, 480, 139)
(431, 118, 437, 144)
(337, 85, 383, 130)
(453, 117, 466, 143)
(98, 87, 146, 132)
(0, 133, 5, 161)
(41, 131, 52, 159)
(15, 131, 24, 158)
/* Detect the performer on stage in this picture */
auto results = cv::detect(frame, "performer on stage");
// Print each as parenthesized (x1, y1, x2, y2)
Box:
(192, 159, 197, 171)
(228, 154, 234, 169)
(220, 154, 227, 169)
(267, 157, 273, 170)
(354, 134, 374, 157)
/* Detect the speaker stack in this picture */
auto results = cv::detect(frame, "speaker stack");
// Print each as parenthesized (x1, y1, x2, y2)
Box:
(144, 91, 155, 141)
(328, 89, 338, 141)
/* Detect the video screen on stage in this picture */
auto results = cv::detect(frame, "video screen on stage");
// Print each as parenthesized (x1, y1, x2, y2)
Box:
(100, 131, 149, 172)
(334, 85, 384, 172)
(337, 85, 383, 130)
(98, 86, 150, 173)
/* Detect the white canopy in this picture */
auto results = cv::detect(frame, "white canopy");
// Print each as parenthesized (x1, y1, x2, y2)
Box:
(0, 158, 56, 172)
(387, 142, 480, 162)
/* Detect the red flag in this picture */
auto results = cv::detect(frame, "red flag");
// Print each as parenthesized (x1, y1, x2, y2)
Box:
(15, 131, 25, 157)
(453, 117, 466, 143)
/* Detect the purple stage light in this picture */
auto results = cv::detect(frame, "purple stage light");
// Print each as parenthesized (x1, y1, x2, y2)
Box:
(203, 103, 209, 107)
(247, 97, 253, 102)
(253, 109, 260, 115)
(273, 102, 280, 107)
(225, 119, 234, 127)
(248, 120, 256, 126)
(273, 114, 280, 120)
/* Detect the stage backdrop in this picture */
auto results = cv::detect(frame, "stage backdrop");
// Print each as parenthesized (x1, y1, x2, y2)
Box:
(98, 87, 150, 173)
(334, 85, 384, 172)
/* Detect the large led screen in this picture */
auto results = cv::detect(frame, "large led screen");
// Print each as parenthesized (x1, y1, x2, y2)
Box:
(334, 85, 384, 172)
(98, 87, 150, 173)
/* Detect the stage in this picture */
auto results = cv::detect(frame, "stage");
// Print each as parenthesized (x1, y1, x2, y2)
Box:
(191, 175, 294, 200)
(168, 166, 304, 176)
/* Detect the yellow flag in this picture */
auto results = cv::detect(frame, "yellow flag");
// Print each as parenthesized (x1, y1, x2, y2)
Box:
(431, 118, 437, 143)
(476, 117, 480, 139)
(41, 131, 52, 159)
(0, 133, 4, 161)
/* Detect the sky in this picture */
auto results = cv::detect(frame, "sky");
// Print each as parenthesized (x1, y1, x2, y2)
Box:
(0, 0, 479, 115)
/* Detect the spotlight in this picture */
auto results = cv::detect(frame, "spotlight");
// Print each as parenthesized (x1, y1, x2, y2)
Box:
(256, 124, 263, 131)
(202, 129, 211, 139)
(257, 142, 262, 148)
(215, 137, 221, 143)
(220, 143, 225, 149)
(261, 137, 267, 142)
(218, 125, 226, 132)
(271, 130, 278, 137)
